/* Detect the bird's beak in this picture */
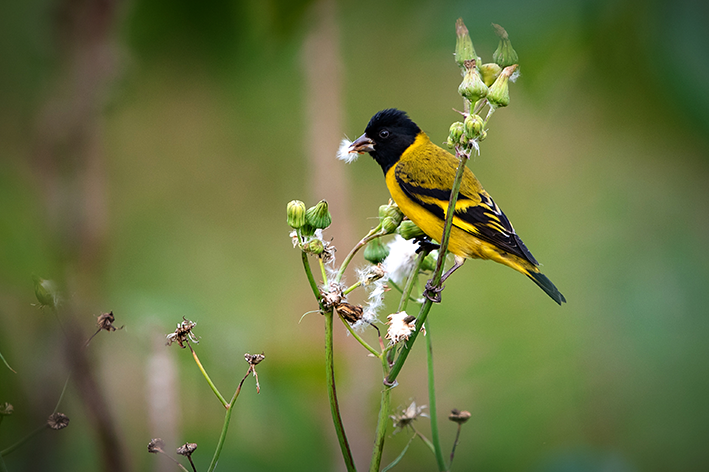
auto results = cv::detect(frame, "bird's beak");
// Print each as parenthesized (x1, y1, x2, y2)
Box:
(349, 133, 375, 154)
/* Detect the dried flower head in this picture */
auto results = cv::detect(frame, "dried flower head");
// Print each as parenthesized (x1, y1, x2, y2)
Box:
(386, 312, 425, 345)
(390, 401, 428, 431)
(147, 438, 165, 454)
(449, 408, 472, 424)
(166, 317, 198, 348)
(0, 402, 14, 416)
(96, 311, 123, 332)
(244, 353, 265, 366)
(47, 412, 70, 430)
(244, 352, 265, 393)
(321, 284, 344, 309)
(176, 442, 198, 456)
(335, 302, 364, 324)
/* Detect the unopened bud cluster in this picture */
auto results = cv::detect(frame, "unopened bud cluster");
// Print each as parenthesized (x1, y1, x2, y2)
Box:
(449, 20, 520, 153)
(287, 199, 335, 259)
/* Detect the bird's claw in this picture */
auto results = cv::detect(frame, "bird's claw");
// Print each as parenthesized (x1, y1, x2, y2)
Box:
(414, 237, 440, 255)
(424, 280, 444, 303)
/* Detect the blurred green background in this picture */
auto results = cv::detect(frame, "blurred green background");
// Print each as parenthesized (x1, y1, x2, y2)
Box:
(1, 0, 709, 470)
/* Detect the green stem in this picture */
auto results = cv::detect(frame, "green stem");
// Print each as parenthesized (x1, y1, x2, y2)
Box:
(413, 427, 436, 455)
(302, 252, 322, 301)
(0, 452, 8, 472)
(0, 351, 15, 373)
(381, 433, 416, 472)
(398, 253, 426, 313)
(343, 281, 362, 296)
(53, 374, 71, 414)
(335, 227, 385, 284)
(386, 147, 470, 386)
(337, 314, 380, 358)
(325, 310, 357, 471)
(369, 353, 393, 472)
(207, 367, 252, 472)
(387, 280, 421, 305)
(189, 344, 228, 408)
(319, 257, 329, 287)
(425, 318, 446, 471)
(0, 424, 46, 457)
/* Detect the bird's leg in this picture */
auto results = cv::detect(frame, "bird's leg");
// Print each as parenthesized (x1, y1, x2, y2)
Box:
(423, 256, 465, 303)
(440, 255, 466, 284)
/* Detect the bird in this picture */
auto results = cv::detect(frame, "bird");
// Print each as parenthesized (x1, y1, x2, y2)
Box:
(348, 108, 566, 305)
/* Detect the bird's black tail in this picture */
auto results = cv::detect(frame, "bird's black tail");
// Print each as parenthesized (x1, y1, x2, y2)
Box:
(526, 271, 566, 305)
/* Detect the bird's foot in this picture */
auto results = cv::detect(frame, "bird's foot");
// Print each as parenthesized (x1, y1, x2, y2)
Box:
(414, 237, 440, 255)
(424, 280, 444, 303)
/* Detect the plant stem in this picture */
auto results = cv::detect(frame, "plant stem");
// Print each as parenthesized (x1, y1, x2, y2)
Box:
(302, 252, 322, 301)
(425, 318, 446, 471)
(414, 427, 436, 455)
(319, 257, 329, 286)
(189, 344, 228, 408)
(381, 433, 416, 472)
(207, 367, 252, 472)
(0, 424, 46, 457)
(335, 227, 384, 284)
(398, 252, 426, 313)
(450, 424, 463, 467)
(53, 374, 71, 414)
(337, 314, 380, 358)
(385, 147, 469, 385)
(325, 310, 357, 471)
(370, 353, 393, 472)
(0, 452, 8, 472)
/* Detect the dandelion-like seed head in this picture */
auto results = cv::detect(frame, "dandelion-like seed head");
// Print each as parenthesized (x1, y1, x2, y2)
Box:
(337, 138, 360, 164)
(386, 311, 425, 345)
(166, 317, 198, 348)
(390, 401, 428, 431)
(147, 438, 165, 454)
(382, 236, 420, 285)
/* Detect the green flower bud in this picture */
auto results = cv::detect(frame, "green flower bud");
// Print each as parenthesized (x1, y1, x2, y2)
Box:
(305, 200, 332, 229)
(363, 237, 389, 265)
(464, 114, 484, 140)
(300, 223, 316, 236)
(379, 202, 403, 234)
(454, 18, 477, 71)
(33, 274, 59, 309)
(448, 121, 464, 146)
(486, 64, 518, 108)
(479, 62, 502, 87)
(491, 23, 519, 68)
(421, 252, 437, 272)
(286, 200, 307, 229)
(457, 64, 488, 104)
(397, 220, 426, 240)
(302, 238, 324, 255)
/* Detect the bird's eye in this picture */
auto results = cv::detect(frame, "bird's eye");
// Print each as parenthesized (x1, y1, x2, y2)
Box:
(379, 129, 390, 139)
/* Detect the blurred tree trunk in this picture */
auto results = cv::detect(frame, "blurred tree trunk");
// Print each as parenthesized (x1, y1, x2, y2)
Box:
(31, 0, 129, 470)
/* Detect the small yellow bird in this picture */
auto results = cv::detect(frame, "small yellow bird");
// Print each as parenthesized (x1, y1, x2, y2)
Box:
(349, 108, 566, 305)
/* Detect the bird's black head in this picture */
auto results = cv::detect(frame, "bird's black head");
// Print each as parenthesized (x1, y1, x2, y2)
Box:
(349, 108, 421, 174)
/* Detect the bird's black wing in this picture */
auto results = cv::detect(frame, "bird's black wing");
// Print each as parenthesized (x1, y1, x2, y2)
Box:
(395, 171, 539, 266)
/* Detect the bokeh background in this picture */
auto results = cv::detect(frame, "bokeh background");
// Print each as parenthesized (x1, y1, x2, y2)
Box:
(1, 0, 708, 470)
